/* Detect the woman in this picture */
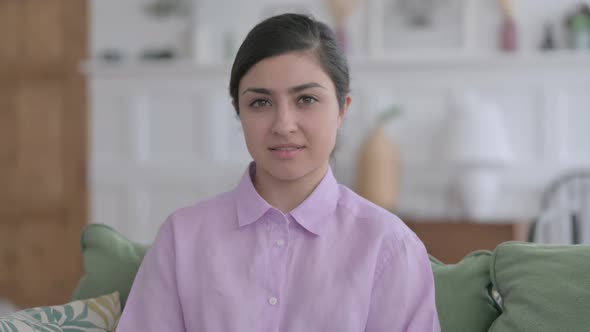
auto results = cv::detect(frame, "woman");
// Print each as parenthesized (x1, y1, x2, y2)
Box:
(118, 13, 439, 332)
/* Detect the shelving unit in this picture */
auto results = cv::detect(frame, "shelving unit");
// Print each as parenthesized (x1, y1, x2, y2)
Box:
(82, 50, 590, 76)
(84, 44, 590, 244)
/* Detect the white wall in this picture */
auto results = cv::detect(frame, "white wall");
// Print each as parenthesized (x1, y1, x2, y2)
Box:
(86, 56, 590, 243)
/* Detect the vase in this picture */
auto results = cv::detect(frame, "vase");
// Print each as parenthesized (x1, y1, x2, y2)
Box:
(356, 125, 400, 211)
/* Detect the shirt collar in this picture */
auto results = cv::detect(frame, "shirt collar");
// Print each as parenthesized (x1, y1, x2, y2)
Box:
(234, 163, 273, 228)
(289, 166, 339, 236)
(233, 162, 340, 236)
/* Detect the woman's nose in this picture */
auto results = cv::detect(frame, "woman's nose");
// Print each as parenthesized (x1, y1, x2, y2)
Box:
(271, 103, 297, 135)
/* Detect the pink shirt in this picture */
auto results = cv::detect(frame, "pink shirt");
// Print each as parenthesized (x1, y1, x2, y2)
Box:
(118, 163, 440, 331)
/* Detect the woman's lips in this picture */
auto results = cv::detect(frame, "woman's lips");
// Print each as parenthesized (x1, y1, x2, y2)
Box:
(269, 145, 305, 160)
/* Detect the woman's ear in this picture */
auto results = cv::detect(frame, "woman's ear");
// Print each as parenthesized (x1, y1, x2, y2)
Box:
(337, 95, 352, 128)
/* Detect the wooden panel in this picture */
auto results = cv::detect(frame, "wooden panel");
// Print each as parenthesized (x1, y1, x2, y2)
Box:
(405, 220, 530, 264)
(0, 224, 20, 284)
(0, 1, 22, 66)
(0, 222, 83, 307)
(0, 85, 17, 164)
(0, 0, 88, 307)
(62, 0, 88, 66)
(0, 85, 18, 214)
(18, 222, 83, 307)
(62, 0, 88, 227)
(63, 74, 88, 226)
(23, 0, 64, 65)
(15, 80, 65, 210)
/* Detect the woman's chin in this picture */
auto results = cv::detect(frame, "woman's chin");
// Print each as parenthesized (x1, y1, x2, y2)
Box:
(259, 160, 328, 184)
(255, 161, 308, 182)
(267, 167, 306, 182)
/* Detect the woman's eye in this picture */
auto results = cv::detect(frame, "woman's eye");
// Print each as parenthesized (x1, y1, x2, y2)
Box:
(298, 96, 318, 104)
(250, 99, 271, 108)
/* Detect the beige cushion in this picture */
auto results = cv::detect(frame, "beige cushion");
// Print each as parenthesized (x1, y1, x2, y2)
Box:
(0, 292, 120, 332)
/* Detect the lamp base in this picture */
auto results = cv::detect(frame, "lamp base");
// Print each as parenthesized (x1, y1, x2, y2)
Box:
(455, 168, 500, 221)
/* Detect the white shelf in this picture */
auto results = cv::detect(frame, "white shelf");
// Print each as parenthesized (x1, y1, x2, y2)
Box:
(82, 51, 590, 77)
(350, 51, 590, 69)
(81, 59, 231, 77)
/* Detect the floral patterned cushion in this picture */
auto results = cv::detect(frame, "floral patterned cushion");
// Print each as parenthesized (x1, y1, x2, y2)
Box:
(0, 292, 120, 332)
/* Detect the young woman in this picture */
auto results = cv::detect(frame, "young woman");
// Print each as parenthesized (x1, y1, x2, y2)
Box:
(118, 13, 439, 332)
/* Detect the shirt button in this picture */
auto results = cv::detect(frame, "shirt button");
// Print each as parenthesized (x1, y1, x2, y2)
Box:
(276, 239, 285, 247)
(268, 296, 278, 306)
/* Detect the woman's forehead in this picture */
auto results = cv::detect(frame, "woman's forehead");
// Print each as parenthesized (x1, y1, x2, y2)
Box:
(239, 52, 333, 91)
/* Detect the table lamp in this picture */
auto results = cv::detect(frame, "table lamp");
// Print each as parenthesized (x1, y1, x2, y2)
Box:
(441, 93, 514, 220)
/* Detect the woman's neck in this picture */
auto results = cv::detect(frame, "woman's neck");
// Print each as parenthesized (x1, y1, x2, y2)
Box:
(253, 163, 329, 214)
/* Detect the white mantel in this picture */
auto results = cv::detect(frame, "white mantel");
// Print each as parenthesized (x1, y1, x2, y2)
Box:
(86, 52, 590, 243)
(84, 51, 590, 74)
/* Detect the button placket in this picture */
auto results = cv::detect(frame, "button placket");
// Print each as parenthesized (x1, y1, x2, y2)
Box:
(266, 212, 290, 309)
(272, 224, 289, 254)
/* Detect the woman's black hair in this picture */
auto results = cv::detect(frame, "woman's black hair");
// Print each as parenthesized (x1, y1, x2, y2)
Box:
(229, 13, 350, 114)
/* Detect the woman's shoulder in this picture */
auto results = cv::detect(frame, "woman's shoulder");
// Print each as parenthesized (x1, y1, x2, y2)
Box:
(149, 190, 238, 253)
(336, 185, 418, 245)
(164, 190, 236, 231)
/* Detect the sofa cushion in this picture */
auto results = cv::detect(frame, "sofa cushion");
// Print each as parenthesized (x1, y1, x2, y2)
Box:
(489, 241, 590, 332)
(72, 224, 148, 307)
(430, 251, 501, 332)
(0, 292, 120, 332)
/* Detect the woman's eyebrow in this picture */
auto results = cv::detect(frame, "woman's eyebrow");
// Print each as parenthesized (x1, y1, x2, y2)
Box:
(288, 82, 325, 94)
(242, 87, 272, 96)
(241, 82, 326, 96)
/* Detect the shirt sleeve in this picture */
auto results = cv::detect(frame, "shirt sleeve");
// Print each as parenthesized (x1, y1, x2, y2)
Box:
(117, 216, 186, 332)
(365, 233, 440, 332)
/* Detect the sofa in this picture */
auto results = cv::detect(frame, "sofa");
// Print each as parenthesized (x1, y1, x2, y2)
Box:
(2, 223, 590, 332)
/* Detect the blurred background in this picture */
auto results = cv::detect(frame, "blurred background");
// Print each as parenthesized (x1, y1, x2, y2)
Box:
(1, 0, 589, 310)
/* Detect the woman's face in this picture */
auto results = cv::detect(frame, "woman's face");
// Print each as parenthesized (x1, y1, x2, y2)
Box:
(237, 52, 351, 183)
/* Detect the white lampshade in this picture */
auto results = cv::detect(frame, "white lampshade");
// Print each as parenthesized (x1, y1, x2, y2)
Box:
(442, 93, 514, 167)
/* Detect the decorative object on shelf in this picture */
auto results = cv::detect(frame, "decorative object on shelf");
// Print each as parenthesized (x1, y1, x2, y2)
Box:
(371, 0, 466, 54)
(142, 0, 197, 60)
(356, 106, 402, 211)
(498, 0, 518, 52)
(565, 4, 590, 50)
(325, 0, 362, 53)
(540, 23, 556, 51)
(396, 0, 437, 27)
(142, 0, 191, 18)
(139, 48, 177, 61)
(98, 49, 124, 63)
(440, 93, 514, 221)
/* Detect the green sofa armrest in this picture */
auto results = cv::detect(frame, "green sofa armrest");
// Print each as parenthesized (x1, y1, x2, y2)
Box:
(431, 251, 501, 332)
